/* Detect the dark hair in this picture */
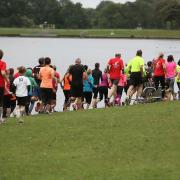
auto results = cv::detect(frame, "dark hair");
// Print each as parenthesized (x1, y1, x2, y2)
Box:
(95, 63, 100, 69)
(19, 66, 26, 74)
(0, 49, 4, 59)
(147, 61, 152, 67)
(167, 55, 174, 62)
(178, 60, 180, 66)
(159, 53, 164, 59)
(84, 65, 88, 71)
(53, 65, 57, 71)
(9, 68, 14, 75)
(115, 54, 121, 57)
(39, 57, 45, 65)
(136, 50, 142, 57)
(45, 57, 51, 65)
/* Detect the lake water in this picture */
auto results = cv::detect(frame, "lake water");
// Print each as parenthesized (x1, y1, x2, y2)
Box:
(1, 37, 180, 110)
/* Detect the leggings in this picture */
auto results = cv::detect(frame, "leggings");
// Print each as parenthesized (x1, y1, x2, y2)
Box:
(63, 90, 71, 104)
(117, 86, 124, 97)
(99, 87, 108, 101)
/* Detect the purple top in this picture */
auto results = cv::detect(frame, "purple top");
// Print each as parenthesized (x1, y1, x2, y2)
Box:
(99, 73, 108, 87)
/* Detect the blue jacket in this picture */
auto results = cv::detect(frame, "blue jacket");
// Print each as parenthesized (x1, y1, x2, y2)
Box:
(83, 75, 94, 92)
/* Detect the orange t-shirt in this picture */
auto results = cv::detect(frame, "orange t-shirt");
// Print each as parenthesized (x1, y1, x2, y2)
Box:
(40, 66, 54, 88)
(63, 74, 72, 90)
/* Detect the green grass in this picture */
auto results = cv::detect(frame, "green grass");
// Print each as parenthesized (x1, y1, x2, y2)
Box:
(0, 101, 180, 180)
(0, 28, 180, 39)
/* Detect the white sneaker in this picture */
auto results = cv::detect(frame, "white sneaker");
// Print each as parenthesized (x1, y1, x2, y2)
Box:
(0, 118, 6, 124)
(10, 113, 15, 118)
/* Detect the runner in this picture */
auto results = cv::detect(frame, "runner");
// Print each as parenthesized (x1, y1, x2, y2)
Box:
(83, 69, 94, 109)
(115, 73, 127, 106)
(176, 59, 180, 100)
(33, 58, 45, 112)
(39, 57, 55, 114)
(165, 55, 176, 99)
(51, 65, 60, 112)
(3, 69, 11, 118)
(0, 50, 8, 124)
(13, 66, 30, 123)
(153, 53, 166, 99)
(61, 67, 72, 111)
(69, 58, 86, 110)
(91, 63, 102, 108)
(9, 68, 16, 115)
(25, 68, 38, 115)
(106, 54, 124, 105)
(126, 50, 145, 105)
(98, 68, 109, 107)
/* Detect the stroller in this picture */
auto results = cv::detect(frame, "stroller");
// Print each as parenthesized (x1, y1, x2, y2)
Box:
(130, 79, 162, 105)
(141, 80, 162, 103)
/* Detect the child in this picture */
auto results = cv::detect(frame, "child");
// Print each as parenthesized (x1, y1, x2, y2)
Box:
(13, 66, 30, 122)
(176, 60, 180, 100)
(83, 69, 94, 109)
(25, 68, 38, 115)
(115, 74, 127, 106)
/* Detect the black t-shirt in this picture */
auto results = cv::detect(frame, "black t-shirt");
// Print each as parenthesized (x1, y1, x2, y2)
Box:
(33, 65, 43, 86)
(92, 69, 102, 86)
(69, 64, 85, 86)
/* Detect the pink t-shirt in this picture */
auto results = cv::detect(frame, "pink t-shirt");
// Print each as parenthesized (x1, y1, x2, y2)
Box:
(166, 62, 176, 78)
(99, 73, 108, 87)
(118, 74, 127, 87)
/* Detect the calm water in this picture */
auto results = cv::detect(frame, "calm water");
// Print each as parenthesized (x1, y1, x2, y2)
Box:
(1, 37, 180, 110)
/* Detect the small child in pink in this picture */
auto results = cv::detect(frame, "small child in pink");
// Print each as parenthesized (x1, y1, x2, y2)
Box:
(115, 74, 127, 106)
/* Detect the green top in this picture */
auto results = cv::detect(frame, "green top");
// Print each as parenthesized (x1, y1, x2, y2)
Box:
(127, 56, 145, 73)
(176, 65, 180, 83)
(25, 69, 38, 95)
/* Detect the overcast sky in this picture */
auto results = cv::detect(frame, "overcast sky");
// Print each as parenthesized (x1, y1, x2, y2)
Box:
(72, 0, 135, 8)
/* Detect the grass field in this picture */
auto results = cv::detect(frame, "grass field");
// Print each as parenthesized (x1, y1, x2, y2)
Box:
(0, 28, 180, 39)
(0, 101, 180, 180)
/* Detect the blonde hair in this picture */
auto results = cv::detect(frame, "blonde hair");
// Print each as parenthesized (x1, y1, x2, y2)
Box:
(87, 69, 92, 75)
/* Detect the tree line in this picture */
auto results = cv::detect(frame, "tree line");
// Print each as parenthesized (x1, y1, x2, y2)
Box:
(0, 0, 180, 29)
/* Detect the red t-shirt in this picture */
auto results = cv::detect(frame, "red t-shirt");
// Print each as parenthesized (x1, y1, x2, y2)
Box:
(14, 72, 20, 79)
(153, 58, 166, 77)
(108, 57, 124, 79)
(0, 60, 7, 87)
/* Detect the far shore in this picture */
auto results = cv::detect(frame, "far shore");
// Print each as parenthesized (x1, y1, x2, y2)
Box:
(1, 28, 180, 39)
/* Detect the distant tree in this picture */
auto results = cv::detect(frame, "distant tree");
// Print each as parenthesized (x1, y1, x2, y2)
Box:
(0, 0, 180, 29)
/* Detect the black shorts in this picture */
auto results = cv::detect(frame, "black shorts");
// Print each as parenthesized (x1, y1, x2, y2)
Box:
(110, 79, 119, 86)
(16, 96, 28, 106)
(83, 92, 92, 104)
(71, 84, 83, 98)
(129, 72, 143, 86)
(41, 88, 53, 105)
(0, 87, 4, 107)
(3, 95, 11, 108)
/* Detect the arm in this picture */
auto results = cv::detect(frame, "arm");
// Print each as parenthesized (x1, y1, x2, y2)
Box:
(178, 72, 180, 80)
(140, 65, 144, 77)
(83, 72, 87, 80)
(162, 61, 166, 75)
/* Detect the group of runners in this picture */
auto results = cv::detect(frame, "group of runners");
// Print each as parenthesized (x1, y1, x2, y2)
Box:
(0, 49, 180, 123)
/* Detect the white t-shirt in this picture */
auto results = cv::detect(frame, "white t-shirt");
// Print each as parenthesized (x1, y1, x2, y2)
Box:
(13, 76, 30, 97)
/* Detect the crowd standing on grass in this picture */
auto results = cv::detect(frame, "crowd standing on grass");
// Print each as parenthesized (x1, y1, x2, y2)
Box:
(0, 49, 180, 124)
